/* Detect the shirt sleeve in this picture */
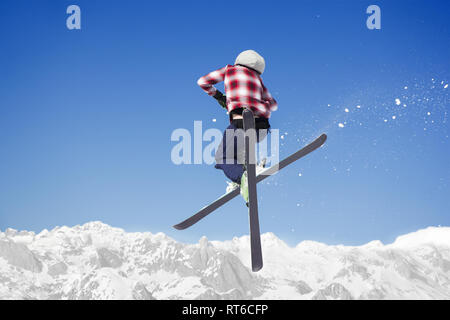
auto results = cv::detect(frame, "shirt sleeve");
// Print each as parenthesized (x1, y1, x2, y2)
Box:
(197, 66, 228, 96)
(262, 83, 278, 111)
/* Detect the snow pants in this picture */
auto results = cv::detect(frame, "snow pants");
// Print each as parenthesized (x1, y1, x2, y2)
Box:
(215, 119, 269, 183)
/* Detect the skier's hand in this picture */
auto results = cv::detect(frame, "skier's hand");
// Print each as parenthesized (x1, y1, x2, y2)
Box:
(213, 90, 227, 110)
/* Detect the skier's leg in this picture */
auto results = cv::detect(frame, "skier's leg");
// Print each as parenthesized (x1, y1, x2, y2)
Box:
(215, 124, 245, 183)
(219, 163, 244, 183)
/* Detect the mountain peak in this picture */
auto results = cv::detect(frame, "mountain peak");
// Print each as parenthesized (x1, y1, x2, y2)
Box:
(199, 236, 209, 247)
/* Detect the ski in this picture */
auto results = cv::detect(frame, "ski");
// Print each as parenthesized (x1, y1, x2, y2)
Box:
(243, 108, 263, 272)
(173, 133, 327, 230)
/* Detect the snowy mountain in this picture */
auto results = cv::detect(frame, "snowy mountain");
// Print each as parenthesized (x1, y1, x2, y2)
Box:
(0, 221, 449, 300)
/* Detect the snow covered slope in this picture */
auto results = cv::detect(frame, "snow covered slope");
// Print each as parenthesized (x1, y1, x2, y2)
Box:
(0, 222, 449, 300)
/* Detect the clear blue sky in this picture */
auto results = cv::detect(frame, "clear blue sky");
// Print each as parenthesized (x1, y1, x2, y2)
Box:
(0, 0, 449, 246)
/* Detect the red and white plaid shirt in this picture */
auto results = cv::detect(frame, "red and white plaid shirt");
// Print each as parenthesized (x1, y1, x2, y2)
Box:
(197, 64, 278, 118)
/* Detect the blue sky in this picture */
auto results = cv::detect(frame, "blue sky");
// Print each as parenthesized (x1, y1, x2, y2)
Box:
(0, 0, 449, 246)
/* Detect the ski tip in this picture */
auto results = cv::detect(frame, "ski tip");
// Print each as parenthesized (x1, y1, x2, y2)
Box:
(252, 264, 263, 272)
(173, 223, 186, 230)
(317, 133, 327, 145)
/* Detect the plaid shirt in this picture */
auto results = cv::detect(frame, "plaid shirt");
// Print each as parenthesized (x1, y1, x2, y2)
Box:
(197, 64, 278, 118)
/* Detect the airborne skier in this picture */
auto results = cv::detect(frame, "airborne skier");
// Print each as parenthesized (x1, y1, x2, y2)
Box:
(197, 50, 278, 203)
(179, 49, 326, 272)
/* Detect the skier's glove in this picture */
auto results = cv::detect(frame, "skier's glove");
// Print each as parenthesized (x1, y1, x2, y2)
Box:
(213, 90, 227, 110)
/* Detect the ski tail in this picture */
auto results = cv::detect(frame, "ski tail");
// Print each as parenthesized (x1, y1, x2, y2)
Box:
(172, 188, 239, 230)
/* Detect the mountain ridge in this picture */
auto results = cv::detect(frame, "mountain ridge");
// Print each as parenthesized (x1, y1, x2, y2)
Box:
(0, 222, 449, 300)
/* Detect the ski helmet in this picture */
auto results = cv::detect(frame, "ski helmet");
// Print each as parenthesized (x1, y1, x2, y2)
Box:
(234, 50, 265, 75)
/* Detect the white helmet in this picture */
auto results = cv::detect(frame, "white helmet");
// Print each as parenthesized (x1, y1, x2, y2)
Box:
(235, 50, 265, 75)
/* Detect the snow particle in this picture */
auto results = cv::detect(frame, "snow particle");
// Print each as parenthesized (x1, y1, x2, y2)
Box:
(395, 99, 401, 105)
(212, 118, 217, 122)
(384, 119, 388, 123)
(404, 86, 408, 90)
(445, 84, 449, 89)
(344, 108, 349, 113)
(427, 112, 431, 116)
(392, 115, 396, 120)
(298, 173, 302, 177)
(356, 105, 361, 109)
(338, 123, 345, 128)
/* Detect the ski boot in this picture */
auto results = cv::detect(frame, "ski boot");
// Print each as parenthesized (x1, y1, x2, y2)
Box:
(240, 170, 249, 205)
(226, 181, 239, 193)
(240, 159, 266, 205)
(225, 174, 249, 204)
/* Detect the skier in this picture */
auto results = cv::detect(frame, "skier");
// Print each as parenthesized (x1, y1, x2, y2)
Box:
(197, 50, 278, 203)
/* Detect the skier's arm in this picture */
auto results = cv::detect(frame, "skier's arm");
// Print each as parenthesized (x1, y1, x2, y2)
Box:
(262, 83, 278, 111)
(197, 66, 227, 96)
